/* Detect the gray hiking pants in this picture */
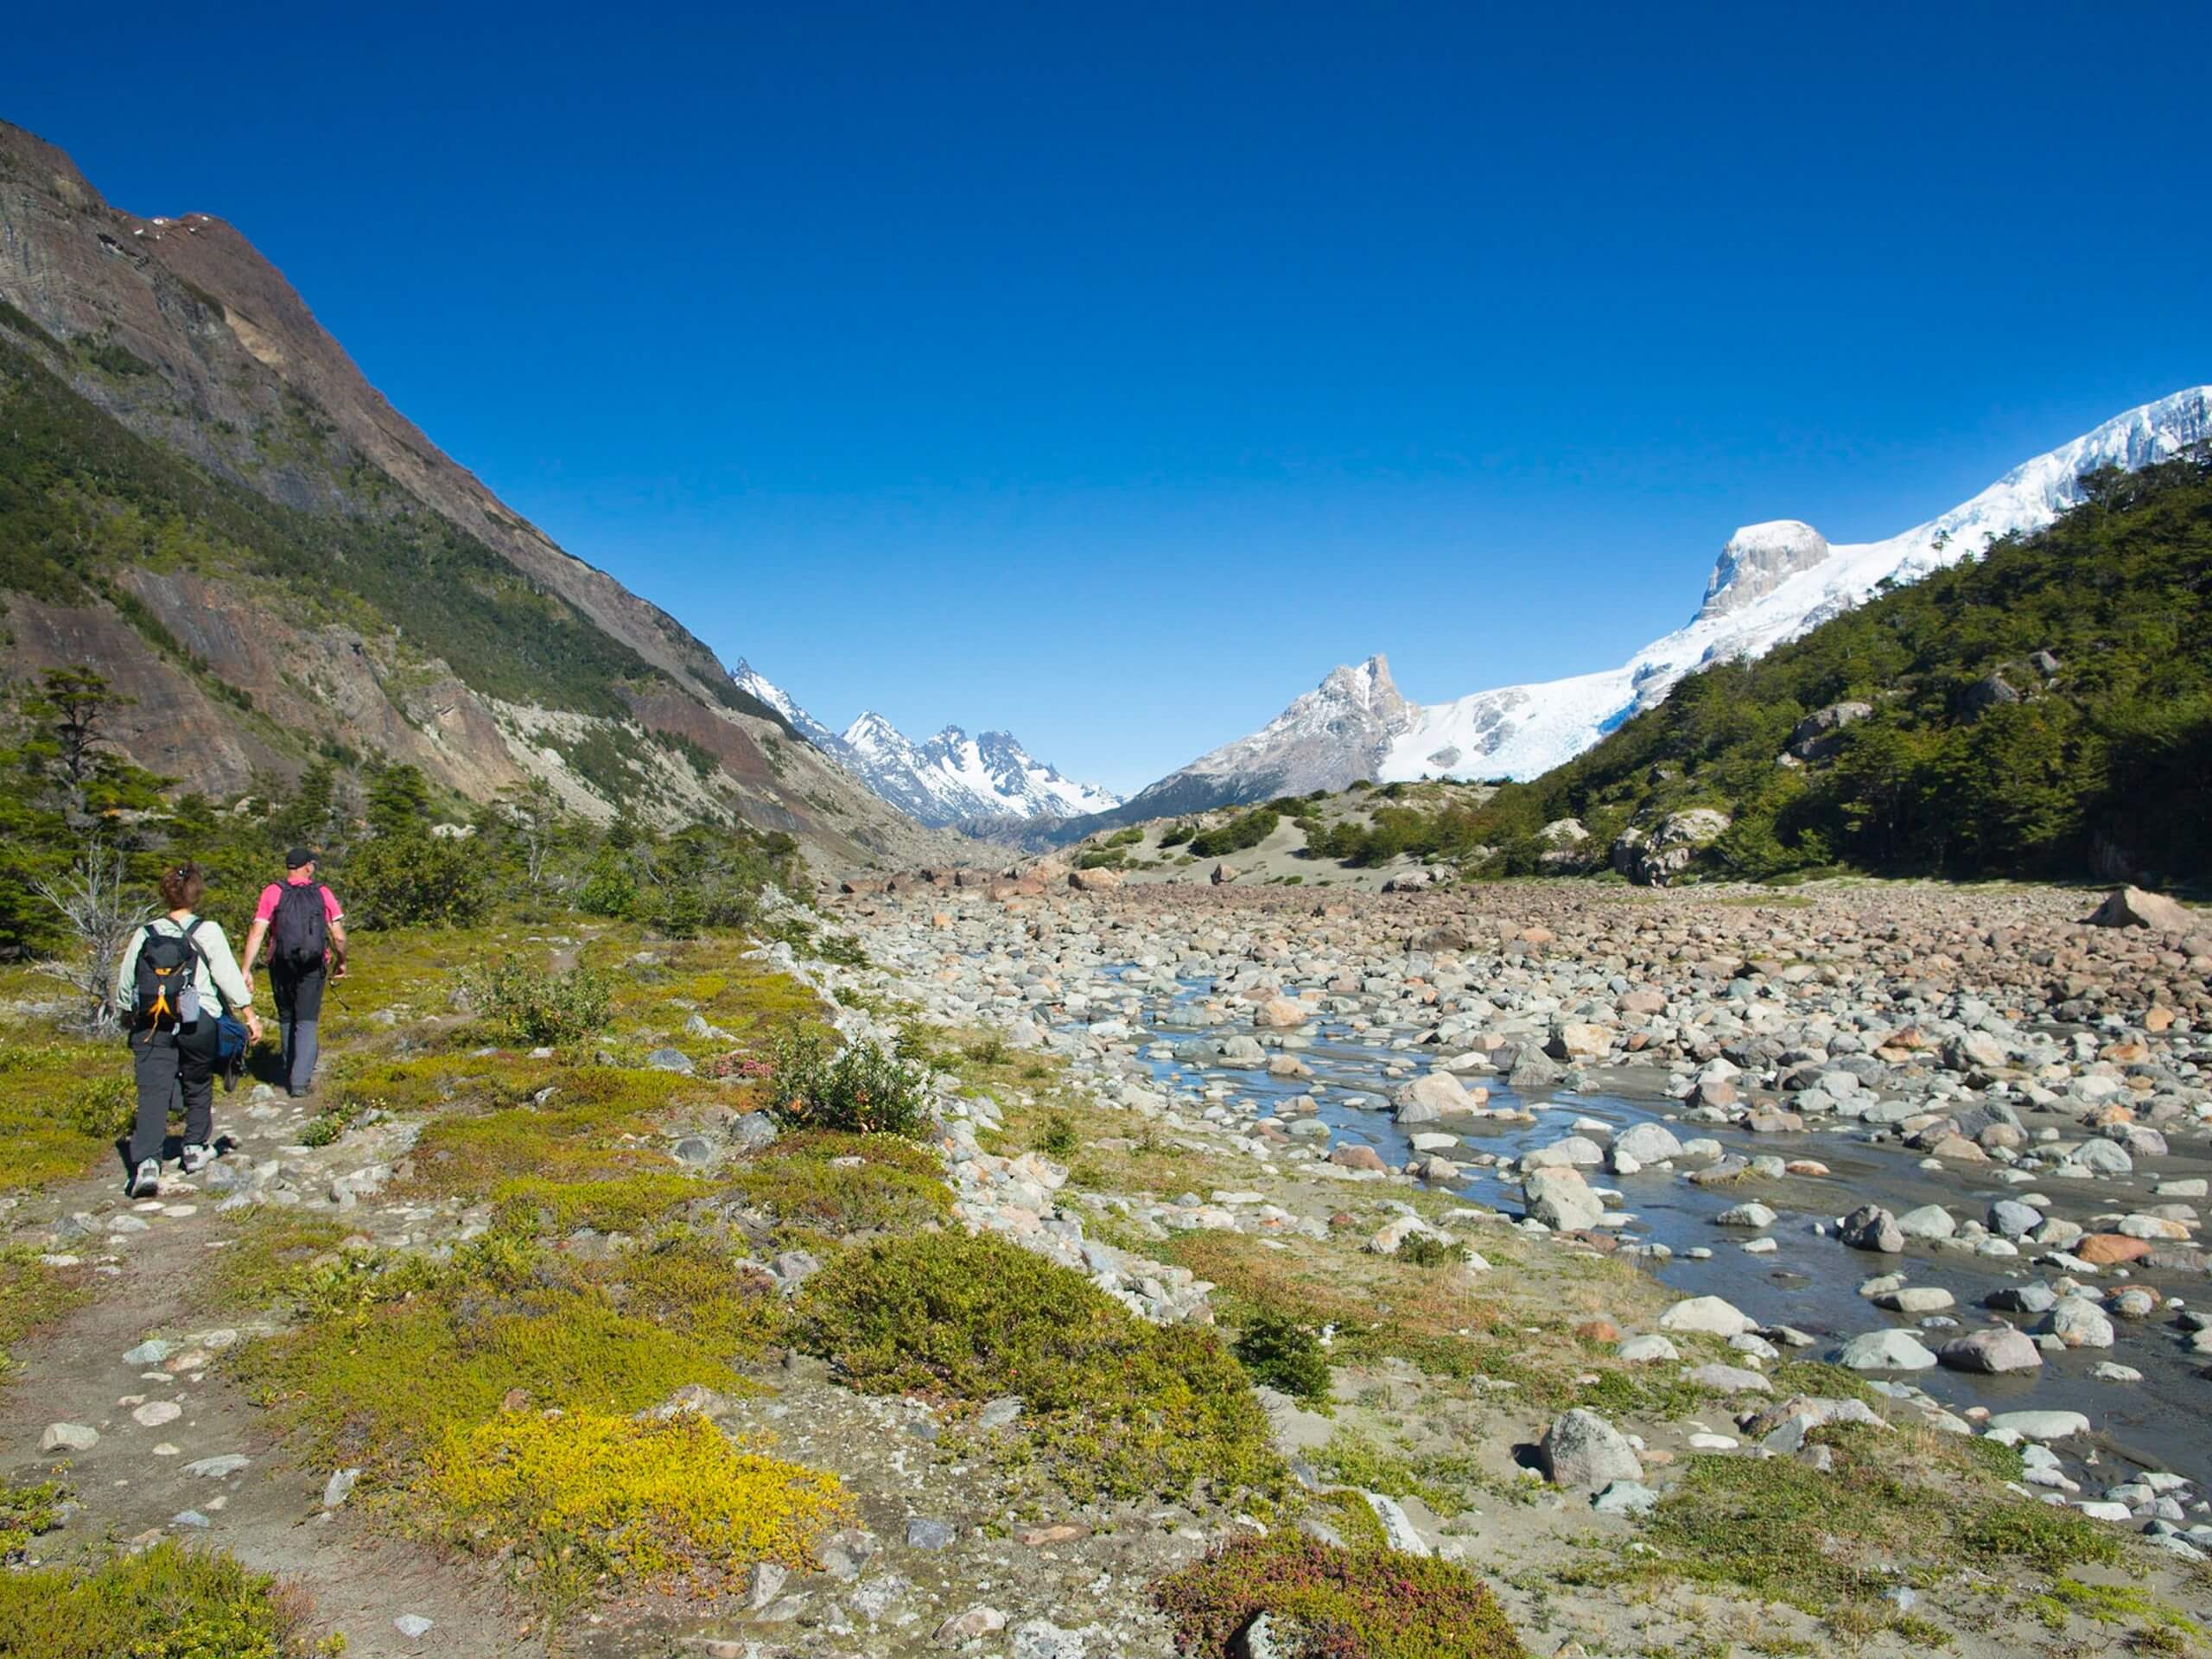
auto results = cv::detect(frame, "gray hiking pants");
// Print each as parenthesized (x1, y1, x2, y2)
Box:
(271, 961, 327, 1092)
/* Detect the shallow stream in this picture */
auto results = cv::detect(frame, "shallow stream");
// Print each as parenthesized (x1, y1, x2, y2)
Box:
(1105, 975, 2212, 1490)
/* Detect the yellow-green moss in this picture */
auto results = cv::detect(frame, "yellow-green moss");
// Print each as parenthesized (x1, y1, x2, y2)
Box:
(423, 1409, 849, 1614)
(237, 1273, 760, 1484)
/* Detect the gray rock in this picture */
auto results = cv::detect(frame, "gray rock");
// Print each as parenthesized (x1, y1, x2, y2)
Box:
(905, 1516, 956, 1550)
(1840, 1205, 1904, 1254)
(322, 1467, 360, 1509)
(1986, 1281, 2058, 1316)
(1834, 1329, 1938, 1370)
(645, 1047, 695, 1074)
(1592, 1479, 1659, 1516)
(394, 1613, 434, 1639)
(1613, 1122, 1686, 1165)
(181, 1454, 251, 1478)
(1939, 1326, 2044, 1374)
(41, 1423, 99, 1452)
(1895, 1205, 1956, 1241)
(1540, 1408, 1644, 1492)
(730, 1111, 779, 1154)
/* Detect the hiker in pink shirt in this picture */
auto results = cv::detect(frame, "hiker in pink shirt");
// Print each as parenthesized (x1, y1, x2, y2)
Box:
(239, 847, 348, 1097)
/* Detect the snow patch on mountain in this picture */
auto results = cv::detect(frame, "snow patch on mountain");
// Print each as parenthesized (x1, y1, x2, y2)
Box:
(730, 662, 1121, 828)
(1381, 385, 2212, 782)
(1113, 387, 2212, 810)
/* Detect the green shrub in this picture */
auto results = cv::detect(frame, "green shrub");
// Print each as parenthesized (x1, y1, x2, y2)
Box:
(1160, 821, 1196, 847)
(1033, 1109, 1079, 1159)
(345, 831, 489, 928)
(1189, 809, 1278, 860)
(796, 1230, 1277, 1502)
(767, 1029, 928, 1138)
(459, 956, 614, 1048)
(1233, 1309, 1332, 1406)
(1394, 1231, 1463, 1268)
(0, 1478, 66, 1559)
(1154, 1532, 1526, 1658)
(0, 1540, 321, 1659)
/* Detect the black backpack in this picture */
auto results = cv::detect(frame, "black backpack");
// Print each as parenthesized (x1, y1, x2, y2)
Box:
(132, 921, 207, 1031)
(270, 881, 328, 971)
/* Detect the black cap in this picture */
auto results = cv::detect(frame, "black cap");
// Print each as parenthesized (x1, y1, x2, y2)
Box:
(285, 846, 316, 869)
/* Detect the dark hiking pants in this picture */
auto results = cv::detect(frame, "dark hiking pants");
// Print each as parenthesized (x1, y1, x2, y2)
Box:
(272, 960, 327, 1093)
(129, 1028, 213, 1166)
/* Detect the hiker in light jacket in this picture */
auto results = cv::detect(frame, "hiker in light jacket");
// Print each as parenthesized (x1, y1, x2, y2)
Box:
(238, 846, 346, 1098)
(115, 862, 262, 1198)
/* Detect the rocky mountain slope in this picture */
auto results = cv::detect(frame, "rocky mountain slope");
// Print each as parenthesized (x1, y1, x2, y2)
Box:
(0, 118, 944, 868)
(1096, 388, 2212, 826)
(734, 660, 1120, 829)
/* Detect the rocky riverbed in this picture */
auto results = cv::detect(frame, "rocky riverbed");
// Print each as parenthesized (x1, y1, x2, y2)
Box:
(828, 874, 2212, 1631)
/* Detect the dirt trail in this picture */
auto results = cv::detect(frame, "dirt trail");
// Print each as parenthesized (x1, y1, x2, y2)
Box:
(0, 1080, 543, 1657)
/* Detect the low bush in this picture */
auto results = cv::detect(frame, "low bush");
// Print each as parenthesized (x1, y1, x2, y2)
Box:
(344, 831, 490, 929)
(0, 1478, 66, 1559)
(423, 1408, 849, 1616)
(723, 1132, 950, 1241)
(0, 1540, 323, 1659)
(1154, 1531, 1526, 1658)
(767, 1029, 929, 1138)
(1033, 1109, 1080, 1160)
(1632, 1423, 2121, 1614)
(458, 956, 614, 1048)
(1188, 809, 1278, 860)
(1233, 1308, 1332, 1406)
(796, 1230, 1277, 1501)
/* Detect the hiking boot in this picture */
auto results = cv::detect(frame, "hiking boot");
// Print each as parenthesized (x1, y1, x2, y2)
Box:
(180, 1143, 214, 1175)
(127, 1159, 161, 1198)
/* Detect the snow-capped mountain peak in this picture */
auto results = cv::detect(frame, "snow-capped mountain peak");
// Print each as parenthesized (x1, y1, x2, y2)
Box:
(1109, 387, 2212, 814)
(728, 665, 1122, 829)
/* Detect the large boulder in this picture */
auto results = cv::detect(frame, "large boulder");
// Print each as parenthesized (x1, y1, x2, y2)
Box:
(1069, 866, 1123, 892)
(1539, 1408, 1643, 1493)
(2085, 887, 2194, 932)
(1787, 701, 1874, 760)
(1612, 1122, 1685, 1166)
(1392, 1071, 1484, 1123)
(1939, 1327, 2043, 1375)
(1834, 1329, 1938, 1371)
(1523, 1167, 1605, 1232)
(1658, 1295, 1757, 1338)
(1610, 809, 1732, 887)
(1840, 1205, 1905, 1254)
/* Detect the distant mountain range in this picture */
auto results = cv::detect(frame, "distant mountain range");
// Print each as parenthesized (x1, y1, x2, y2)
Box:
(1067, 386, 2212, 834)
(732, 662, 1121, 829)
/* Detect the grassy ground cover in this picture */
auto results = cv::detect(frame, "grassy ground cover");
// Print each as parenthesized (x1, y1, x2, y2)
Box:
(796, 1228, 1279, 1503)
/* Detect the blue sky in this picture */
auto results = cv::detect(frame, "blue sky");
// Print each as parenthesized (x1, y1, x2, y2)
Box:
(10, 3, 2209, 793)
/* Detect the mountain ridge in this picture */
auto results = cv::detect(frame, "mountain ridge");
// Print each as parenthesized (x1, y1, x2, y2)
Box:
(0, 118, 948, 868)
(1076, 386, 2212, 833)
(731, 660, 1121, 829)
